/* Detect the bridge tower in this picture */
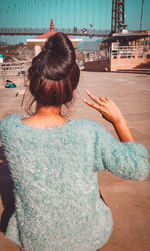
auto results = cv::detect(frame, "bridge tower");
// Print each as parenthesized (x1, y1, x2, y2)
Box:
(111, 0, 125, 33)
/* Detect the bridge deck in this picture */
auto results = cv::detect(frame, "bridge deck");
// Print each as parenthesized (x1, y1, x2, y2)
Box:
(0, 28, 110, 37)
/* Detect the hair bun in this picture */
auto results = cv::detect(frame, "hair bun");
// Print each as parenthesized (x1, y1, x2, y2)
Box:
(32, 32, 76, 81)
(28, 32, 80, 107)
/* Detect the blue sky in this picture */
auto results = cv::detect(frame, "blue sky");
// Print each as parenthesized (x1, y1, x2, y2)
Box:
(0, 0, 150, 45)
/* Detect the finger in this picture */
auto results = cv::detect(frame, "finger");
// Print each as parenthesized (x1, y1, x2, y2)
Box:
(99, 96, 107, 103)
(83, 99, 103, 112)
(105, 97, 112, 102)
(86, 90, 102, 105)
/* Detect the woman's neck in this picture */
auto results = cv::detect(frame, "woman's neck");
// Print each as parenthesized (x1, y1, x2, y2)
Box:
(35, 105, 62, 118)
(22, 105, 68, 128)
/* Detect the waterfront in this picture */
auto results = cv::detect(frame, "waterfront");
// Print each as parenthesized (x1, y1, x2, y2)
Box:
(0, 70, 150, 251)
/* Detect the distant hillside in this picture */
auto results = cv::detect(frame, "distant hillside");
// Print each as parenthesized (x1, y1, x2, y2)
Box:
(0, 43, 35, 62)
(78, 39, 102, 52)
(0, 43, 85, 62)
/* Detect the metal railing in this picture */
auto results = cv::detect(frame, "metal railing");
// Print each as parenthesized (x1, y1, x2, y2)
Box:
(0, 61, 31, 80)
(84, 45, 145, 62)
(0, 28, 111, 37)
(84, 48, 111, 62)
(111, 45, 144, 58)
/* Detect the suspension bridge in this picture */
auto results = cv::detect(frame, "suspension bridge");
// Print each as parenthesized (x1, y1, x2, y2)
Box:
(0, 0, 147, 45)
(0, 27, 110, 37)
(0, 0, 114, 43)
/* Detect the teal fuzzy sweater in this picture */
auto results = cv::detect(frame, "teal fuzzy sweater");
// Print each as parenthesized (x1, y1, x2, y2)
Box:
(0, 115, 149, 251)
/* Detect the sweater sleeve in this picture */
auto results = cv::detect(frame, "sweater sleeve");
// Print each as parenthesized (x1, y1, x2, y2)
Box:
(94, 123, 149, 181)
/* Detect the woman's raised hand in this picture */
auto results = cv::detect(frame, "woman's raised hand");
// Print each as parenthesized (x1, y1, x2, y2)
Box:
(84, 90, 135, 142)
(83, 90, 124, 125)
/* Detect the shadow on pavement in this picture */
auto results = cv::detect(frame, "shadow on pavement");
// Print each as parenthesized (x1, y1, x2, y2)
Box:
(82, 69, 150, 75)
(0, 146, 15, 233)
(116, 69, 150, 75)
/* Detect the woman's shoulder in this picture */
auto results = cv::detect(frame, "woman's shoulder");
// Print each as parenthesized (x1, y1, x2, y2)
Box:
(70, 118, 106, 135)
(70, 118, 102, 129)
(0, 114, 23, 134)
(0, 114, 22, 125)
(72, 118, 115, 142)
(80, 118, 108, 130)
(0, 115, 106, 137)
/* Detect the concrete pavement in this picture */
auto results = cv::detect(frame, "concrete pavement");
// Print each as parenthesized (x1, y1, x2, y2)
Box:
(0, 70, 150, 251)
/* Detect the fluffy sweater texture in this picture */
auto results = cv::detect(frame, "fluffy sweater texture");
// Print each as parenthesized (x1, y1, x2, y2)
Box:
(0, 114, 149, 251)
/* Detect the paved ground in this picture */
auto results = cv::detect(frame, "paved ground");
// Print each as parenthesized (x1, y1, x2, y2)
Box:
(0, 70, 150, 250)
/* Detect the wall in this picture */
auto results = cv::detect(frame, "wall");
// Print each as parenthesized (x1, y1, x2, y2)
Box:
(83, 55, 150, 72)
(84, 59, 110, 72)
(110, 55, 150, 71)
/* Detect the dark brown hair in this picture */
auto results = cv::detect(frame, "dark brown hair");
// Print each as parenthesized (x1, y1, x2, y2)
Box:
(28, 32, 80, 107)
